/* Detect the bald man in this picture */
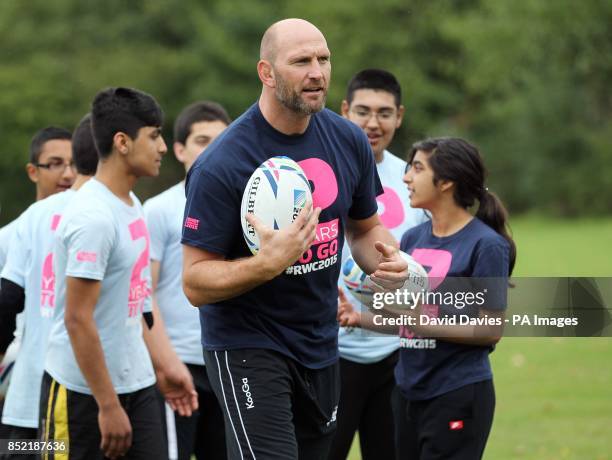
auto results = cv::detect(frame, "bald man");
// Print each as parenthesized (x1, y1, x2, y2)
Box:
(182, 19, 408, 459)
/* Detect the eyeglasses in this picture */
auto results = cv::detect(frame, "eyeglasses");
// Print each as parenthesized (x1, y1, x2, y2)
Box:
(36, 159, 76, 173)
(350, 107, 397, 123)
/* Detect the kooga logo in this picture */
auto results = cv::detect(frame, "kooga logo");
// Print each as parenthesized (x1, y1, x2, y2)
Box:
(246, 177, 260, 237)
(242, 378, 255, 409)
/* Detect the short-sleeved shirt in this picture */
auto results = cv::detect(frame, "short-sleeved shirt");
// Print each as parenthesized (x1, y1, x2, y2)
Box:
(1, 190, 74, 427)
(0, 218, 25, 341)
(396, 218, 509, 400)
(45, 178, 155, 394)
(0, 219, 20, 270)
(144, 182, 203, 365)
(339, 150, 427, 364)
(182, 103, 382, 369)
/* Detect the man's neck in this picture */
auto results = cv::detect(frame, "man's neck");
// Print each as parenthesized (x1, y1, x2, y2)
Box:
(95, 157, 136, 205)
(258, 94, 311, 135)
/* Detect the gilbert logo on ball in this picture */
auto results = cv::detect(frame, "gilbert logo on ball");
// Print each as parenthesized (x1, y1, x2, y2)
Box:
(241, 156, 312, 254)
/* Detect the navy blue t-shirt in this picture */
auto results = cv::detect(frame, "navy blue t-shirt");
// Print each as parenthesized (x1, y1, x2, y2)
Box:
(182, 103, 382, 369)
(396, 217, 510, 400)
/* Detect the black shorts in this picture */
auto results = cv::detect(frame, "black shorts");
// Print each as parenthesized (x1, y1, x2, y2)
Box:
(39, 372, 166, 460)
(0, 424, 38, 460)
(328, 351, 398, 460)
(160, 363, 226, 460)
(392, 379, 495, 460)
(203, 348, 340, 460)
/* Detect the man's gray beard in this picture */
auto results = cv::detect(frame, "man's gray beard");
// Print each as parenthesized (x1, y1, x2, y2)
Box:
(275, 75, 326, 115)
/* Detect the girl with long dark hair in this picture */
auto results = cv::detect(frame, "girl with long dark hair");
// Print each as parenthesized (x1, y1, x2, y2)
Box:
(338, 136, 516, 459)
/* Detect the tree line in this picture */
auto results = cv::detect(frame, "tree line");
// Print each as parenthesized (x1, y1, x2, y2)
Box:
(1, 0, 610, 224)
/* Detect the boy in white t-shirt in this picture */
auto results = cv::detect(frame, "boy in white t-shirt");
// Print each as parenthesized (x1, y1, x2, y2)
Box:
(42, 88, 197, 460)
(144, 101, 230, 460)
(0, 115, 97, 460)
(0, 125, 75, 440)
(329, 69, 427, 460)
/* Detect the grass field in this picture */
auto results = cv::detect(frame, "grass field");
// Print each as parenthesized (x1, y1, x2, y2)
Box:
(348, 216, 612, 460)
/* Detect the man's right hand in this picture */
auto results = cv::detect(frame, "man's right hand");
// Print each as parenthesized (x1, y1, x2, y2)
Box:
(247, 201, 321, 278)
(98, 402, 132, 459)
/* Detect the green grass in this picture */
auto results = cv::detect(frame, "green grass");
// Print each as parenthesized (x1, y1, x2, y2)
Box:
(348, 216, 612, 460)
(511, 216, 612, 276)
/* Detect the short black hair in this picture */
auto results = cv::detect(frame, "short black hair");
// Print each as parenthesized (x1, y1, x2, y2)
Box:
(345, 69, 402, 107)
(29, 127, 72, 164)
(91, 87, 164, 159)
(173, 101, 231, 145)
(71, 114, 99, 176)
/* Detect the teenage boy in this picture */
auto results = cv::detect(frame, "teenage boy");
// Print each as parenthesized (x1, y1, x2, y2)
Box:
(42, 88, 197, 460)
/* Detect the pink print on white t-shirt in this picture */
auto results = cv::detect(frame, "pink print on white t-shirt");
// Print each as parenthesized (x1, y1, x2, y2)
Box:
(40, 214, 62, 316)
(128, 219, 151, 318)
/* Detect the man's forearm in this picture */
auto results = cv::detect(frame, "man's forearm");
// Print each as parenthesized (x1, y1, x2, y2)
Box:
(347, 221, 396, 274)
(183, 254, 276, 306)
(65, 317, 119, 409)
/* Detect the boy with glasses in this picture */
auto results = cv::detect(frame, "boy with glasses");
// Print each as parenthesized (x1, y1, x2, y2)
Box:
(0, 126, 75, 438)
(25, 127, 76, 201)
(329, 69, 427, 460)
(0, 116, 98, 459)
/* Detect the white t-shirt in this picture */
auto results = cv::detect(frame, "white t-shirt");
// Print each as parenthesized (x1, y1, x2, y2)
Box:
(1, 190, 74, 427)
(144, 182, 203, 365)
(0, 218, 25, 343)
(0, 219, 20, 270)
(45, 179, 155, 394)
(339, 150, 428, 364)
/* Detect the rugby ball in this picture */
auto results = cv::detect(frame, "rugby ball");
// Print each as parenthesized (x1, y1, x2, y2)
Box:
(0, 338, 20, 398)
(240, 156, 312, 255)
(341, 256, 378, 307)
(342, 251, 429, 310)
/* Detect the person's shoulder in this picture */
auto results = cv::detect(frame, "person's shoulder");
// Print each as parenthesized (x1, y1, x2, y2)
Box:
(0, 216, 21, 240)
(471, 218, 509, 249)
(30, 189, 75, 215)
(62, 182, 114, 228)
(207, 104, 258, 149)
(144, 182, 183, 213)
(400, 220, 431, 249)
(191, 107, 258, 174)
(316, 109, 363, 137)
(406, 220, 431, 237)
(383, 150, 407, 168)
(69, 181, 106, 209)
(315, 109, 370, 161)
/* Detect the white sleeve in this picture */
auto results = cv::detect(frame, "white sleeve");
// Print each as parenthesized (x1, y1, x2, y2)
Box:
(1, 213, 30, 287)
(144, 199, 166, 262)
(63, 211, 116, 280)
